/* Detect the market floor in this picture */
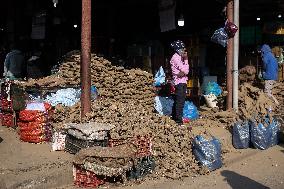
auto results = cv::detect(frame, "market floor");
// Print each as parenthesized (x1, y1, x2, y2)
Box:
(60, 145, 284, 189)
(1, 126, 284, 189)
(113, 145, 284, 189)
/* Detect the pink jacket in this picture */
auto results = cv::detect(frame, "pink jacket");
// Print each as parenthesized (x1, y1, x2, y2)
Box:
(170, 53, 189, 85)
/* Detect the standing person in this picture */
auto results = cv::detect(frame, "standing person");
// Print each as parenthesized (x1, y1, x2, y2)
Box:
(3, 43, 25, 80)
(170, 40, 189, 125)
(260, 44, 279, 105)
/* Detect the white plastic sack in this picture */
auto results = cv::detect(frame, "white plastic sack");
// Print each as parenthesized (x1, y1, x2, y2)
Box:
(204, 94, 218, 108)
(44, 88, 81, 106)
(26, 102, 46, 111)
(51, 131, 67, 151)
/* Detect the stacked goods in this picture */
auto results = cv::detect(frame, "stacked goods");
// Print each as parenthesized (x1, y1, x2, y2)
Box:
(18, 103, 53, 143)
(109, 135, 155, 180)
(73, 136, 154, 187)
(65, 122, 114, 154)
(0, 81, 15, 127)
(73, 144, 137, 187)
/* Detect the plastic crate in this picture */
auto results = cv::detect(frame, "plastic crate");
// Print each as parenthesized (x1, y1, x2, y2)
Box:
(127, 156, 155, 180)
(73, 164, 105, 188)
(65, 134, 108, 154)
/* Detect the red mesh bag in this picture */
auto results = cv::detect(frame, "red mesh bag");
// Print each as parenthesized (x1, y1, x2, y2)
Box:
(0, 97, 13, 111)
(19, 110, 46, 122)
(109, 135, 153, 158)
(20, 134, 47, 143)
(0, 112, 14, 127)
(73, 165, 105, 188)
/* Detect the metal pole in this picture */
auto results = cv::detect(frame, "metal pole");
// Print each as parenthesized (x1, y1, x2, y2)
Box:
(226, 0, 233, 110)
(233, 0, 239, 111)
(81, 0, 91, 118)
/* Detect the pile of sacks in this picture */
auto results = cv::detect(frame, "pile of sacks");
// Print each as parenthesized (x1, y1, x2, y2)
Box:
(18, 102, 53, 143)
(233, 113, 280, 150)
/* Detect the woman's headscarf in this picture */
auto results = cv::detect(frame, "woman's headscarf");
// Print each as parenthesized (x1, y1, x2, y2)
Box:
(170, 40, 185, 52)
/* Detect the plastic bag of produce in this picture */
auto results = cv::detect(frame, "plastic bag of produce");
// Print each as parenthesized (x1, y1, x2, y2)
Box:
(154, 96, 174, 116)
(225, 20, 238, 38)
(211, 27, 228, 47)
(203, 82, 222, 96)
(232, 121, 250, 149)
(265, 116, 280, 147)
(52, 130, 67, 151)
(204, 94, 218, 108)
(193, 135, 222, 171)
(154, 66, 165, 87)
(183, 101, 199, 120)
(250, 120, 272, 150)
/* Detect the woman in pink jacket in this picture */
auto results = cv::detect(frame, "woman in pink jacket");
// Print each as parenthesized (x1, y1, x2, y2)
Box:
(170, 40, 189, 125)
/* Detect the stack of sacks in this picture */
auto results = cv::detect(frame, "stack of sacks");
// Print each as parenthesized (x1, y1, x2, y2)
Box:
(0, 81, 15, 127)
(18, 102, 53, 143)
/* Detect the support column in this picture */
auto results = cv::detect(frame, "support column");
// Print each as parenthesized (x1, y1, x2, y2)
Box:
(81, 0, 92, 118)
(233, 0, 239, 111)
(226, 0, 233, 110)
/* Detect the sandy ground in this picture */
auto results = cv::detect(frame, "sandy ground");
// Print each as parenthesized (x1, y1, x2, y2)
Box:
(0, 127, 73, 189)
(60, 145, 284, 189)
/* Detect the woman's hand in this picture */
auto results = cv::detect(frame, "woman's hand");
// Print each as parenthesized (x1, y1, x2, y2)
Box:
(177, 71, 186, 78)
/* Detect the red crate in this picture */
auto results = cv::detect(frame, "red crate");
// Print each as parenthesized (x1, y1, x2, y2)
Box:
(73, 165, 105, 188)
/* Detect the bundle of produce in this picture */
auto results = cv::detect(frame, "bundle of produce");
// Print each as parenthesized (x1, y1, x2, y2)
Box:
(238, 83, 275, 119)
(239, 65, 256, 83)
(0, 111, 15, 127)
(18, 103, 53, 143)
(73, 164, 105, 188)
(0, 81, 16, 127)
(0, 97, 13, 111)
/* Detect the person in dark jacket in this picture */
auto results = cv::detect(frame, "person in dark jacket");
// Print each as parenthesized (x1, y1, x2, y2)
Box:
(260, 44, 279, 105)
(3, 43, 25, 80)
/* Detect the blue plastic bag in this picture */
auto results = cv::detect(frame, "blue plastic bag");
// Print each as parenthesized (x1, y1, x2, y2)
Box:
(183, 101, 199, 120)
(91, 86, 99, 100)
(193, 135, 222, 171)
(250, 120, 272, 150)
(232, 121, 250, 149)
(269, 119, 279, 147)
(154, 96, 174, 116)
(154, 66, 165, 87)
(211, 27, 228, 47)
(203, 82, 222, 96)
